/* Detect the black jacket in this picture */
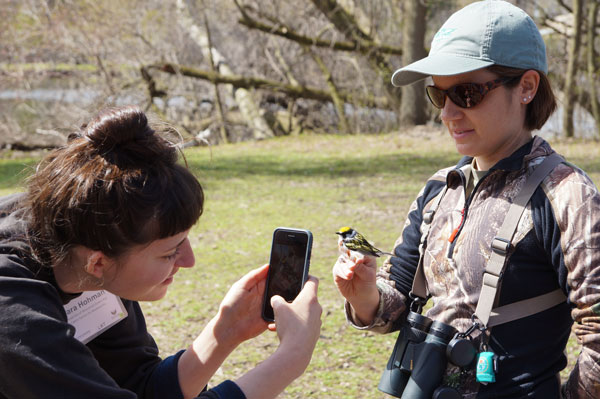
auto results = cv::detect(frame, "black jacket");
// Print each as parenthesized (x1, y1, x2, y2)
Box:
(0, 193, 245, 399)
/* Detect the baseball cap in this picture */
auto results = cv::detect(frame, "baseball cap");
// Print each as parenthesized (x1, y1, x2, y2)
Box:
(391, 0, 547, 87)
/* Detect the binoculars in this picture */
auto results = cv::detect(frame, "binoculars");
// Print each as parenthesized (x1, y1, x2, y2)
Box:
(378, 311, 478, 399)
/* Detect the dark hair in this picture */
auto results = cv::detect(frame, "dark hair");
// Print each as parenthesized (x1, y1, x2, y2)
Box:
(487, 65, 557, 131)
(26, 106, 204, 267)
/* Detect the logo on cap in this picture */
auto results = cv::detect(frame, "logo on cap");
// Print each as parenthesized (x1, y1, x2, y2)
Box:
(433, 28, 457, 42)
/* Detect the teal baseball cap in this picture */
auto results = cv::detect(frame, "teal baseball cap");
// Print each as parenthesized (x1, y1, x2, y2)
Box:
(391, 0, 548, 87)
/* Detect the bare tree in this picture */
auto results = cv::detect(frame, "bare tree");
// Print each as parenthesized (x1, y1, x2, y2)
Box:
(5, 0, 598, 148)
(309, 49, 351, 133)
(175, 0, 275, 140)
(309, 0, 402, 109)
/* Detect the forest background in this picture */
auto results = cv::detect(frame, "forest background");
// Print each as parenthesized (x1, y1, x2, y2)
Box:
(1, 0, 599, 398)
(1, 0, 599, 147)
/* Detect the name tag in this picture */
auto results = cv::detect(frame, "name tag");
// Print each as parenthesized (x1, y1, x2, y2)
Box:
(64, 290, 128, 344)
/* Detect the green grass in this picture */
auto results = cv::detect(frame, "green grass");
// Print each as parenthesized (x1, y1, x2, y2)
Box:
(1, 131, 597, 398)
(0, 156, 37, 196)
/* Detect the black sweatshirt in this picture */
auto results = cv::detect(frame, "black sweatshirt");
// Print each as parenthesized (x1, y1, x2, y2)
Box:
(0, 193, 245, 399)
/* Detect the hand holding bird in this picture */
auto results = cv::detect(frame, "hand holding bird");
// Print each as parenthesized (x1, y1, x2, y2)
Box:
(333, 227, 384, 325)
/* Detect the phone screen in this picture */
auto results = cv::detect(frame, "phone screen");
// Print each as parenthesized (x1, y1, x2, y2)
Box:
(262, 228, 312, 321)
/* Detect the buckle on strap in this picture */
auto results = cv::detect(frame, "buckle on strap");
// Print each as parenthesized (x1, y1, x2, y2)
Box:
(491, 237, 511, 255)
(482, 272, 501, 289)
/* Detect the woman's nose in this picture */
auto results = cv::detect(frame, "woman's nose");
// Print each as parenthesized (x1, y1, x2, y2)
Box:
(440, 96, 463, 123)
(176, 238, 195, 268)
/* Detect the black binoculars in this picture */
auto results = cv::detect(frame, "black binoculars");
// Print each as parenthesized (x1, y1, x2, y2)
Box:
(378, 311, 478, 399)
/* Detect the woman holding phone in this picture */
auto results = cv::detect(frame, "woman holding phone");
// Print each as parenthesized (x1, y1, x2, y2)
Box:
(333, 1, 600, 398)
(0, 106, 322, 399)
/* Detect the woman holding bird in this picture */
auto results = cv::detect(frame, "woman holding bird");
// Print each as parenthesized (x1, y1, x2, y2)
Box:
(333, 1, 600, 398)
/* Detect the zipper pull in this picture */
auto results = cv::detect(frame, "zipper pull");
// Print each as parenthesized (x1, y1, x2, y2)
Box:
(449, 208, 465, 243)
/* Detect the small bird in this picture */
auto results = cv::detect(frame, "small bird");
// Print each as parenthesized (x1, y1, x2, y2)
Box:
(336, 226, 394, 258)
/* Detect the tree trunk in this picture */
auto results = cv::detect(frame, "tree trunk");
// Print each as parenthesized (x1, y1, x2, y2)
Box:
(587, 0, 600, 136)
(176, 0, 274, 140)
(202, 9, 228, 143)
(310, 50, 351, 134)
(399, 0, 427, 126)
(268, 46, 300, 135)
(563, 0, 584, 138)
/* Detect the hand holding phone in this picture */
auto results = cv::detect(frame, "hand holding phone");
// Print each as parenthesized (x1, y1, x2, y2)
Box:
(262, 227, 312, 322)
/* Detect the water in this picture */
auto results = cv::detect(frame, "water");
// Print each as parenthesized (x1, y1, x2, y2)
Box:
(0, 88, 597, 138)
(539, 104, 598, 139)
(0, 88, 146, 107)
(0, 88, 100, 105)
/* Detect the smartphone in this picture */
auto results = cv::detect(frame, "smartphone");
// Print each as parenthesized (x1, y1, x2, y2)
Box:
(261, 227, 313, 322)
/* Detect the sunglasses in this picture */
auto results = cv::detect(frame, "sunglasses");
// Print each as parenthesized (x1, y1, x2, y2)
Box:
(425, 76, 519, 109)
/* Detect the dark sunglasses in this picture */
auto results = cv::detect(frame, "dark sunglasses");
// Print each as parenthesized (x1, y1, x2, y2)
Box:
(425, 76, 519, 109)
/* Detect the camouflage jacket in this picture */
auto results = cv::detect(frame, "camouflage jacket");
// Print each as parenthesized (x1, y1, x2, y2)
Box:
(347, 137, 600, 398)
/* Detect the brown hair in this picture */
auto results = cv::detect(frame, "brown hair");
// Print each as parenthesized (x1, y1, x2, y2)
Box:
(487, 65, 557, 131)
(26, 106, 204, 267)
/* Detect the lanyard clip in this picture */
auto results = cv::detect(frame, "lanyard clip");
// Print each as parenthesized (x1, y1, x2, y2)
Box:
(458, 314, 487, 339)
(408, 292, 428, 313)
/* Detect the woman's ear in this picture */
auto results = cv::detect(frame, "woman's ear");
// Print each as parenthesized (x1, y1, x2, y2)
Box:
(519, 70, 540, 104)
(83, 251, 112, 279)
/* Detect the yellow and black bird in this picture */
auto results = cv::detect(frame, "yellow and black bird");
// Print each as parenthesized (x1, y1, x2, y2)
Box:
(336, 226, 394, 258)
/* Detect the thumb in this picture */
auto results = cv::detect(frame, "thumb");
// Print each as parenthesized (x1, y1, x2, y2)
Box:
(266, 296, 286, 332)
(271, 295, 291, 320)
(270, 295, 288, 325)
(270, 295, 286, 311)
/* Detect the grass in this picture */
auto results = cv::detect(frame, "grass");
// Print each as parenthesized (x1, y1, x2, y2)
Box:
(1, 130, 598, 398)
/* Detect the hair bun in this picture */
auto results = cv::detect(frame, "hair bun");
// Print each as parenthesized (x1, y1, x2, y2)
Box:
(82, 106, 154, 154)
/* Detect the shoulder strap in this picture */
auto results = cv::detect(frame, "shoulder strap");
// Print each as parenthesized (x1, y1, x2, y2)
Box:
(487, 288, 566, 327)
(411, 182, 448, 301)
(474, 153, 566, 327)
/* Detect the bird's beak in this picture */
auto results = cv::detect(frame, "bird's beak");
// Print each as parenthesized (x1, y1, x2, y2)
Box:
(335, 231, 342, 235)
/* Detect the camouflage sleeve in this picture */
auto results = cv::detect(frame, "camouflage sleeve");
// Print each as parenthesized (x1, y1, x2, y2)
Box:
(563, 306, 600, 398)
(546, 165, 600, 398)
(344, 268, 408, 334)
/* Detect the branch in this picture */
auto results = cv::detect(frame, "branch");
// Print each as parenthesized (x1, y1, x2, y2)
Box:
(140, 66, 167, 99)
(237, 13, 402, 56)
(533, 0, 571, 37)
(233, 0, 401, 108)
(310, 0, 372, 42)
(147, 63, 391, 109)
(556, 0, 572, 14)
